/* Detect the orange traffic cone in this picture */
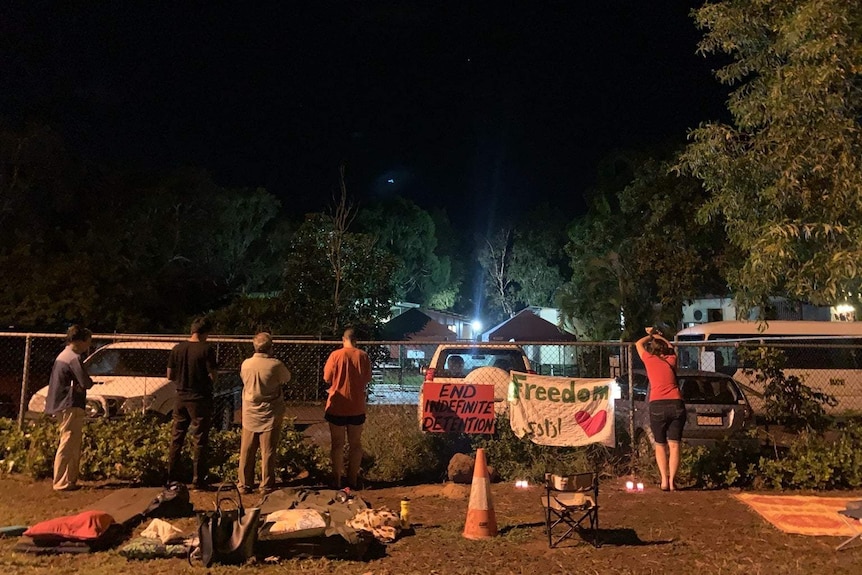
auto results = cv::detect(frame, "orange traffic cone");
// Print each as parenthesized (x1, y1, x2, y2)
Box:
(463, 448, 497, 539)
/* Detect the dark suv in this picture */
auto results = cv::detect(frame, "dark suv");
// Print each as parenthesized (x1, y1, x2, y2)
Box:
(615, 370, 754, 449)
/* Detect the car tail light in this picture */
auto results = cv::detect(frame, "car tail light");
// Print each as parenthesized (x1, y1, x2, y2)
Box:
(424, 368, 436, 382)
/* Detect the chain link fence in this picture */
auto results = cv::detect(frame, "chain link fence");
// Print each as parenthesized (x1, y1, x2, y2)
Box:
(3, 332, 860, 471)
(0, 333, 630, 429)
(675, 340, 862, 415)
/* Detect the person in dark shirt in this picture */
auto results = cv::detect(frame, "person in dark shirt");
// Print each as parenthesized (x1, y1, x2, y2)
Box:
(46, 325, 93, 491)
(166, 316, 218, 489)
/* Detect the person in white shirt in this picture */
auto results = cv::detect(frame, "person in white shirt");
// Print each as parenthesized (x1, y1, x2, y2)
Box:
(238, 332, 291, 494)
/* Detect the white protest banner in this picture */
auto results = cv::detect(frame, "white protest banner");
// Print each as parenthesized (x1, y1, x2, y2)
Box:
(508, 372, 615, 447)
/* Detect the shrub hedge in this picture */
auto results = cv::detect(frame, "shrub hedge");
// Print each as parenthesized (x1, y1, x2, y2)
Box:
(3, 414, 862, 490)
(0, 416, 327, 486)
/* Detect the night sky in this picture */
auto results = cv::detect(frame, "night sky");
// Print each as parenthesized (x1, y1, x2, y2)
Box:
(1, 1, 729, 228)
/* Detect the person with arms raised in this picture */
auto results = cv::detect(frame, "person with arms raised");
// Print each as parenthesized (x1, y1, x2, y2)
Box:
(636, 325, 685, 492)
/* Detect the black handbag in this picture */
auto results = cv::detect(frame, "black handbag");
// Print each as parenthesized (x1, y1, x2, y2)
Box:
(194, 483, 261, 566)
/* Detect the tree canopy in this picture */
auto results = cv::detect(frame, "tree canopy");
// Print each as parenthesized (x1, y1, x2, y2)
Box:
(477, 204, 569, 325)
(560, 150, 728, 340)
(356, 196, 461, 310)
(680, 0, 862, 316)
(0, 124, 394, 334)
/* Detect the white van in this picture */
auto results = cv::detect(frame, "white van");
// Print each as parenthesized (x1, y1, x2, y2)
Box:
(675, 320, 862, 414)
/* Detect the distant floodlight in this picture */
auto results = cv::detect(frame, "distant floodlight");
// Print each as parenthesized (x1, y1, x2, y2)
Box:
(471, 320, 482, 332)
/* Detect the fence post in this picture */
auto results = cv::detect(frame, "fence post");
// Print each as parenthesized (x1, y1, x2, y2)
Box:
(17, 335, 32, 430)
(626, 343, 636, 470)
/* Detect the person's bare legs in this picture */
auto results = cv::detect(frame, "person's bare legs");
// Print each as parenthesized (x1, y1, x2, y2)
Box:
(346, 423, 364, 488)
(667, 440, 681, 491)
(654, 442, 670, 490)
(328, 423, 347, 488)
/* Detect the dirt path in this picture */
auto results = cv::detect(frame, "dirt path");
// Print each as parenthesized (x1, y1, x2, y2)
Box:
(1, 475, 860, 574)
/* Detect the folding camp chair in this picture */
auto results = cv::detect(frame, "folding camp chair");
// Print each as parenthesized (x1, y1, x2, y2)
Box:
(542, 472, 600, 548)
(836, 501, 862, 551)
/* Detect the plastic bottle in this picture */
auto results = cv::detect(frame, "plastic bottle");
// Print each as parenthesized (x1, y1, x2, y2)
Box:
(400, 497, 411, 528)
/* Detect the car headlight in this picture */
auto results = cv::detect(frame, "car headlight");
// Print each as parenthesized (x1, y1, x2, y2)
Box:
(119, 395, 155, 415)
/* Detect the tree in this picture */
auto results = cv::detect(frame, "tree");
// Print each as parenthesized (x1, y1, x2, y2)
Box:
(478, 227, 518, 320)
(86, 169, 283, 331)
(279, 212, 396, 337)
(357, 196, 455, 308)
(0, 124, 105, 330)
(427, 208, 465, 310)
(0, 131, 287, 332)
(208, 187, 282, 293)
(477, 205, 570, 323)
(560, 151, 729, 340)
(560, 197, 650, 341)
(680, 0, 862, 317)
(274, 169, 396, 337)
(509, 203, 568, 308)
(620, 157, 730, 317)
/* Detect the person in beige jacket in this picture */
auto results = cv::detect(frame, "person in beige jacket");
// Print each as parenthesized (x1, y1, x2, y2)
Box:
(238, 332, 291, 494)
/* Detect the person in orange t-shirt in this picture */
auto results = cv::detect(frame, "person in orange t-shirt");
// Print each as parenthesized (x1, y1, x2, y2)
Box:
(323, 328, 372, 489)
(636, 325, 685, 492)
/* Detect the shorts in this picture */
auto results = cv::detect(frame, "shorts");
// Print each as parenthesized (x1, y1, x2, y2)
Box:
(649, 400, 686, 444)
(324, 412, 366, 427)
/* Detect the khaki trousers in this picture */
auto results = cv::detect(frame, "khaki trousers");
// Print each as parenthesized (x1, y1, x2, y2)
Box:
(238, 417, 282, 492)
(53, 407, 85, 490)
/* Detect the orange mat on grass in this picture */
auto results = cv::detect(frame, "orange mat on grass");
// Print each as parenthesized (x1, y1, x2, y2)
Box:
(734, 493, 859, 536)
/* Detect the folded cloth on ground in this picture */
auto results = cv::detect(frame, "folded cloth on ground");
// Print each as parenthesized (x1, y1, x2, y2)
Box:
(24, 511, 115, 543)
(346, 508, 402, 543)
(14, 535, 96, 554)
(261, 509, 328, 540)
(119, 536, 189, 560)
(140, 518, 185, 544)
(82, 487, 163, 526)
(0, 526, 28, 538)
(260, 488, 371, 543)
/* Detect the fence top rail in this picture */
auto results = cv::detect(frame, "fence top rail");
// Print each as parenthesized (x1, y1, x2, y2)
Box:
(12, 334, 855, 349)
(0, 333, 629, 346)
(0, 332, 322, 341)
(676, 341, 862, 349)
